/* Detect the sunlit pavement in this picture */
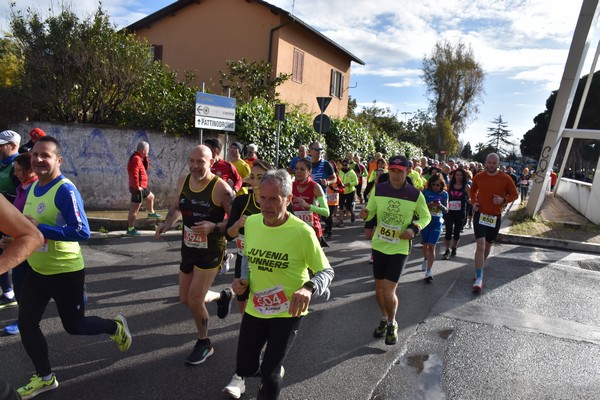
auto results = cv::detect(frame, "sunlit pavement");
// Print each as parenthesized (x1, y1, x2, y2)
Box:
(2, 219, 600, 399)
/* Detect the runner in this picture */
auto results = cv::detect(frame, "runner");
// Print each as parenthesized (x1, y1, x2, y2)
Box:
(155, 144, 235, 365)
(292, 158, 330, 247)
(360, 155, 430, 345)
(225, 159, 274, 313)
(469, 153, 519, 292)
(420, 173, 448, 281)
(441, 168, 470, 260)
(337, 159, 358, 226)
(16, 136, 132, 399)
(223, 169, 334, 400)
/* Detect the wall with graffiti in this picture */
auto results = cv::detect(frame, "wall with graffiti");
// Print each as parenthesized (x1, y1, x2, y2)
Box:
(14, 122, 201, 210)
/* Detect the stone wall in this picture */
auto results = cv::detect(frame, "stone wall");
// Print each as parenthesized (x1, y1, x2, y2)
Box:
(14, 122, 233, 210)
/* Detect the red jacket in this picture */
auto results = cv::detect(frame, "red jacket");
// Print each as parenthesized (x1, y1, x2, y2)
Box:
(128, 151, 149, 189)
(211, 159, 243, 192)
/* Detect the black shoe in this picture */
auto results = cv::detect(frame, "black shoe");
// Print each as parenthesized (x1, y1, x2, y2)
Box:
(217, 288, 233, 319)
(185, 340, 214, 365)
(441, 249, 450, 260)
(450, 248, 457, 257)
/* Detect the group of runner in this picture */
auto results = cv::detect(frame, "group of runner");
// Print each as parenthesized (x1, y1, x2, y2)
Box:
(0, 133, 519, 400)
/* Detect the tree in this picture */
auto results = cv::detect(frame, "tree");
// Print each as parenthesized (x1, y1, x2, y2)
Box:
(460, 141, 473, 159)
(486, 115, 514, 156)
(219, 58, 290, 104)
(9, 5, 154, 124)
(422, 40, 485, 153)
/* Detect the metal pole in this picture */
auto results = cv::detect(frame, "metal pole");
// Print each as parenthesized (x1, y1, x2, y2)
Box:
(275, 120, 282, 168)
(199, 82, 205, 144)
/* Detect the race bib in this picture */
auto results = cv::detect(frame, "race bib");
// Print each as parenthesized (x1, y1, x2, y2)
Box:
(236, 234, 245, 255)
(376, 222, 402, 244)
(252, 284, 289, 315)
(295, 211, 314, 226)
(479, 213, 497, 228)
(448, 200, 462, 211)
(327, 192, 339, 204)
(183, 225, 208, 249)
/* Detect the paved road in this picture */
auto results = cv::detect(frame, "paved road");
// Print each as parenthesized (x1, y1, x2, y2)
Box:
(2, 221, 600, 399)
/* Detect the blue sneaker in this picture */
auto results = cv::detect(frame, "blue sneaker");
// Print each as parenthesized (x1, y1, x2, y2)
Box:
(4, 322, 19, 335)
(126, 229, 142, 236)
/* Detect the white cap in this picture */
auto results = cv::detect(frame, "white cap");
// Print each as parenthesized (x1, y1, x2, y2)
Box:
(0, 130, 21, 145)
(247, 143, 258, 152)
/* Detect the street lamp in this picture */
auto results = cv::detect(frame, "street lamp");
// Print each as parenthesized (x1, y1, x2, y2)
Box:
(401, 111, 413, 123)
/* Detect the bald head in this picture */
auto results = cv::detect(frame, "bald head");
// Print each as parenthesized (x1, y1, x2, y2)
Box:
(188, 145, 214, 181)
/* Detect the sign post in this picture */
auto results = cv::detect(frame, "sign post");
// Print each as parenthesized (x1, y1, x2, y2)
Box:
(274, 104, 285, 168)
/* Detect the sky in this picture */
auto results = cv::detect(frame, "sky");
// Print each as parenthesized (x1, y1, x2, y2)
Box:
(1, 0, 599, 153)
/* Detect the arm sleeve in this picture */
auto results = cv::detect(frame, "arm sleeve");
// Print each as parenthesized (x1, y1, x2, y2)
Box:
(309, 195, 330, 217)
(309, 266, 335, 297)
(37, 184, 90, 242)
(225, 196, 245, 241)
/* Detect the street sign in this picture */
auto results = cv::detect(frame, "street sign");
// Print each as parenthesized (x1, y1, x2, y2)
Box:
(195, 115, 235, 131)
(440, 150, 446, 154)
(274, 104, 286, 121)
(316, 97, 332, 113)
(313, 114, 331, 134)
(195, 92, 236, 131)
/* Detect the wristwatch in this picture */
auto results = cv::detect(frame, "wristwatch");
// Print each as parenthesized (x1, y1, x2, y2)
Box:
(303, 281, 316, 293)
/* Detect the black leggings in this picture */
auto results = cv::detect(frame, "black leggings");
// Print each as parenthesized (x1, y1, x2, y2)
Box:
(236, 314, 301, 400)
(18, 268, 117, 376)
(444, 212, 465, 241)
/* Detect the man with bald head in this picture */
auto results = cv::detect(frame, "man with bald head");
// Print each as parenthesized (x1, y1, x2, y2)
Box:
(156, 145, 235, 365)
(469, 152, 518, 292)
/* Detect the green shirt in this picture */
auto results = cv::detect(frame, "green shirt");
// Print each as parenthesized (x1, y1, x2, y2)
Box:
(244, 213, 329, 319)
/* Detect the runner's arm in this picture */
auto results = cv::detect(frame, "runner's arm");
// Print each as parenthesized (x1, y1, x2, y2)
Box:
(155, 175, 185, 238)
(309, 184, 329, 218)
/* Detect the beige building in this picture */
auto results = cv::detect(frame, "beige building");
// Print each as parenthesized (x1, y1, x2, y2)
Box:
(126, 0, 364, 118)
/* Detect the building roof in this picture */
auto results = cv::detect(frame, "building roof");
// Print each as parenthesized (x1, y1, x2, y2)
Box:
(125, 0, 365, 65)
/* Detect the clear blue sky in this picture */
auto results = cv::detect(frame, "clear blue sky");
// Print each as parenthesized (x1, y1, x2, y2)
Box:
(2, 0, 598, 154)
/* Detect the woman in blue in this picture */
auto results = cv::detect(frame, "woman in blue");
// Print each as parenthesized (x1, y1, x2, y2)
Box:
(420, 173, 448, 281)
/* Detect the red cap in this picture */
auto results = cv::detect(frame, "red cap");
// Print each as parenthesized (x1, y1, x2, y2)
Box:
(29, 128, 46, 141)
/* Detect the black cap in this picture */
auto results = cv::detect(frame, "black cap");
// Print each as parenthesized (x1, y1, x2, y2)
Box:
(388, 155, 408, 170)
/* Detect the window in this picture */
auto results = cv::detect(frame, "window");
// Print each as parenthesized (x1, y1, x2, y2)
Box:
(330, 69, 344, 99)
(292, 48, 304, 83)
(151, 45, 163, 62)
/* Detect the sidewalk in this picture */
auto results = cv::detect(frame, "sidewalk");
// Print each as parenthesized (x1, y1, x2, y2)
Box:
(498, 193, 600, 254)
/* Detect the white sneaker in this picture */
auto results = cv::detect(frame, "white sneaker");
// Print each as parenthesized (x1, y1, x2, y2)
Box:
(223, 373, 245, 399)
(472, 278, 483, 292)
(421, 259, 427, 271)
(425, 269, 433, 281)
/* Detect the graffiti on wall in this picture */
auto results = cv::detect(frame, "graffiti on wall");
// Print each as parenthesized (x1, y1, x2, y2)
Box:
(533, 145, 552, 183)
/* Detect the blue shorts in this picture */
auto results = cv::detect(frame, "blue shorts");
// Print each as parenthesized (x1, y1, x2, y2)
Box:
(421, 218, 443, 244)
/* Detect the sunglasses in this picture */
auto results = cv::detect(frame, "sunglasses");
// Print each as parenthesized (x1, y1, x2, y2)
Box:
(311, 147, 323, 151)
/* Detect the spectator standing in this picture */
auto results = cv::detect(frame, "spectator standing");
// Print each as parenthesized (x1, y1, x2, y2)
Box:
(243, 144, 258, 170)
(126, 141, 160, 236)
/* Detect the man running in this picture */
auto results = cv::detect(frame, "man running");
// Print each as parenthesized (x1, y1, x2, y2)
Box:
(17, 136, 132, 399)
(155, 144, 234, 365)
(223, 169, 334, 400)
(469, 152, 518, 292)
(360, 155, 430, 345)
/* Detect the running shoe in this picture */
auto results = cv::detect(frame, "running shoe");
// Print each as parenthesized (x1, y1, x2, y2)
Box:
(451, 248, 457, 258)
(373, 319, 387, 338)
(147, 212, 161, 219)
(111, 314, 132, 352)
(425, 269, 433, 282)
(337, 221, 344, 227)
(3, 321, 19, 335)
(126, 228, 142, 236)
(217, 288, 233, 319)
(472, 278, 483, 293)
(220, 253, 232, 275)
(350, 213, 356, 223)
(0, 295, 17, 309)
(185, 340, 214, 365)
(442, 249, 450, 260)
(17, 374, 59, 399)
(223, 373, 245, 399)
(385, 322, 398, 345)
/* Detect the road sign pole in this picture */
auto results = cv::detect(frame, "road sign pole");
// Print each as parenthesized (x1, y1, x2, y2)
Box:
(275, 120, 282, 168)
(318, 113, 323, 143)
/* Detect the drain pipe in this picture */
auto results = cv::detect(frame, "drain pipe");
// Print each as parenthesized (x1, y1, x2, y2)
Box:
(268, 19, 292, 64)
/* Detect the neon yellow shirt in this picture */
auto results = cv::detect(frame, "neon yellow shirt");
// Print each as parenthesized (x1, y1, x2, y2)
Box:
(244, 213, 329, 318)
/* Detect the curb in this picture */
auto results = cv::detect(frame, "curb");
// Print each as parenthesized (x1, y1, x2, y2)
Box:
(86, 229, 181, 246)
(497, 229, 600, 254)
